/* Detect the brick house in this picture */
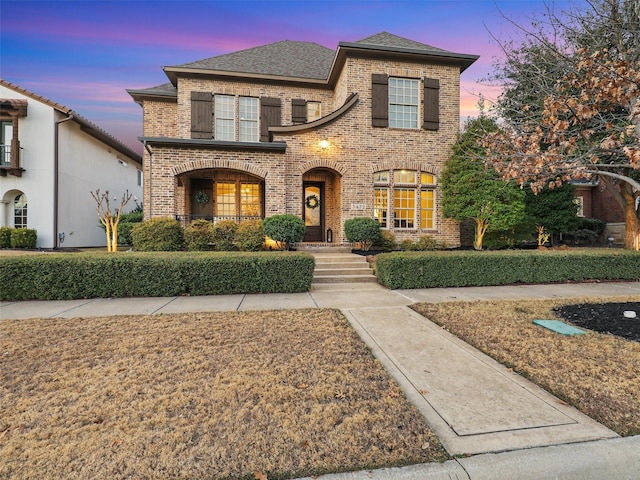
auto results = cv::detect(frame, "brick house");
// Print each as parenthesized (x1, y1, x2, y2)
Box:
(128, 32, 478, 246)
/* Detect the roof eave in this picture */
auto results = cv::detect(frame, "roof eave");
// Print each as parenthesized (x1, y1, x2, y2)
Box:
(127, 89, 177, 106)
(163, 66, 329, 87)
(139, 136, 287, 152)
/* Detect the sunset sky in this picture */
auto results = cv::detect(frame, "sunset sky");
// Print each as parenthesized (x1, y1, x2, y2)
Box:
(1, 0, 585, 153)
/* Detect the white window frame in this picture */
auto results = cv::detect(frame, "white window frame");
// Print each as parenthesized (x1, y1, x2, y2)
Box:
(239, 97, 259, 142)
(215, 95, 235, 141)
(389, 78, 419, 129)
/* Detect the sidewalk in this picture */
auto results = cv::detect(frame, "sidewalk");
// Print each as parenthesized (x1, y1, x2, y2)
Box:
(2, 278, 639, 479)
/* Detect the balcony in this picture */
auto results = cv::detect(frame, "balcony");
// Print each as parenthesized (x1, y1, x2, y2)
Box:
(0, 142, 24, 177)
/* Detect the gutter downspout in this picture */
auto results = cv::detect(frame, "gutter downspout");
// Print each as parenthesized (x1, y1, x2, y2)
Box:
(143, 140, 153, 218)
(54, 113, 74, 248)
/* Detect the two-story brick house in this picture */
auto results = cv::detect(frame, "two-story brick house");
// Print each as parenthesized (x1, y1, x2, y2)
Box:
(128, 32, 478, 246)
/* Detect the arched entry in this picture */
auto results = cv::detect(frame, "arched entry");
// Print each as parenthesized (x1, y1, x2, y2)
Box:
(302, 167, 341, 242)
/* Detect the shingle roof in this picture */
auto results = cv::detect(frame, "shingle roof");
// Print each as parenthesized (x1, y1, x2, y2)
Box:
(173, 40, 336, 80)
(127, 83, 177, 100)
(352, 32, 447, 53)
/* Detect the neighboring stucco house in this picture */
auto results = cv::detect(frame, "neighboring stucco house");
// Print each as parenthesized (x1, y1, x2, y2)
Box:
(0, 79, 143, 248)
(128, 32, 478, 246)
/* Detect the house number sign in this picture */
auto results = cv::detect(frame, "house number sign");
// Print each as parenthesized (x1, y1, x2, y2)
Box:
(350, 203, 366, 210)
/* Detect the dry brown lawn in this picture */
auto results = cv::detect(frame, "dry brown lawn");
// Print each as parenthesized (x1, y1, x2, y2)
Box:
(0, 309, 446, 480)
(411, 296, 640, 437)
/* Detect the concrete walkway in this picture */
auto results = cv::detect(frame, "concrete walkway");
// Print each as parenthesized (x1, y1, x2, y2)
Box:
(2, 262, 640, 479)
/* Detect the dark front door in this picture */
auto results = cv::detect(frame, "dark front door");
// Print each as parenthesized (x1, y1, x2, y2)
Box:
(303, 182, 324, 242)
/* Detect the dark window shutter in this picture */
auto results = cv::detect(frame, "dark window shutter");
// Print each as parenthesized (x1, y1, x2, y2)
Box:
(371, 73, 389, 127)
(260, 97, 281, 142)
(423, 78, 440, 131)
(292, 98, 307, 124)
(191, 91, 212, 139)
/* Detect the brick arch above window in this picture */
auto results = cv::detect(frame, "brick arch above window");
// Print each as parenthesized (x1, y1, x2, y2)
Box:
(170, 159, 268, 179)
(369, 162, 438, 176)
(298, 159, 347, 176)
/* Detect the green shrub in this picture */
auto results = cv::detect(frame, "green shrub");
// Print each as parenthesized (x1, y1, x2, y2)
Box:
(10, 228, 37, 249)
(414, 235, 448, 251)
(376, 250, 640, 289)
(235, 219, 264, 251)
(132, 218, 184, 251)
(344, 217, 381, 251)
(211, 220, 239, 251)
(374, 229, 398, 251)
(0, 226, 12, 248)
(0, 252, 315, 300)
(184, 220, 215, 251)
(399, 239, 415, 251)
(263, 214, 305, 250)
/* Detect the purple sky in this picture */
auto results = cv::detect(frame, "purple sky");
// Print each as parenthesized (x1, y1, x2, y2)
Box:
(1, 0, 584, 154)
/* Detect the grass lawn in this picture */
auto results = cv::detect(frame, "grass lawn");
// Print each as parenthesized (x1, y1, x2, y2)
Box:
(411, 296, 640, 437)
(0, 309, 447, 480)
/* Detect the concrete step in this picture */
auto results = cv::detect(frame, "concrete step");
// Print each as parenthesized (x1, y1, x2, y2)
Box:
(314, 267, 373, 276)
(314, 261, 370, 269)
(312, 274, 378, 284)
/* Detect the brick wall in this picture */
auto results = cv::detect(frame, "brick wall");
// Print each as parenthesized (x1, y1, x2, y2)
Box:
(141, 54, 463, 246)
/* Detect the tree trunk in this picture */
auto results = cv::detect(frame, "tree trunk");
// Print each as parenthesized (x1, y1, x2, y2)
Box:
(621, 184, 640, 250)
(474, 219, 488, 250)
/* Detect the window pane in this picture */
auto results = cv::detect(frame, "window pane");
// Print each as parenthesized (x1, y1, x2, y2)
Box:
(307, 102, 322, 121)
(216, 182, 236, 216)
(421, 190, 434, 229)
(373, 170, 389, 183)
(393, 188, 415, 228)
(421, 173, 435, 185)
(389, 78, 418, 129)
(215, 95, 235, 141)
(14, 193, 27, 228)
(394, 169, 417, 184)
(374, 187, 388, 228)
(239, 97, 258, 142)
(240, 182, 261, 217)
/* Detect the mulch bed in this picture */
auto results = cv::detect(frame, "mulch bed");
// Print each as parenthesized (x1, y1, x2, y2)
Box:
(554, 302, 640, 342)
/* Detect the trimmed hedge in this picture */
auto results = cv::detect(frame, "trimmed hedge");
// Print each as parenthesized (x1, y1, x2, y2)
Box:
(376, 250, 640, 289)
(10, 228, 37, 249)
(0, 252, 315, 300)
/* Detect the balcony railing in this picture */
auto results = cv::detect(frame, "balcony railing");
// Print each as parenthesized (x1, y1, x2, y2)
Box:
(176, 215, 262, 226)
(0, 145, 10, 167)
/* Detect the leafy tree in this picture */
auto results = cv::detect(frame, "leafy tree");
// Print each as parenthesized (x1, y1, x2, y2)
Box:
(441, 116, 525, 250)
(483, 0, 640, 249)
(524, 183, 582, 244)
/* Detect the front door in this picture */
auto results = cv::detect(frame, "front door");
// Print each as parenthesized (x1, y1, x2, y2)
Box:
(303, 182, 323, 242)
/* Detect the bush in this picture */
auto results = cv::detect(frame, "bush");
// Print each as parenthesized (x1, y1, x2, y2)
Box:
(263, 214, 305, 250)
(376, 250, 640, 289)
(184, 220, 215, 251)
(235, 219, 265, 251)
(398, 239, 415, 251)
(10, 228, 37, 249)
(211, 220, 239, 251)
(344, 217, 381, 251)
(374, 230, 397, 251)
(0, 226, 12, 248)
(132, 218, 184, 251)
(0, 252, 315, 300)
(414, 235, 448, 251)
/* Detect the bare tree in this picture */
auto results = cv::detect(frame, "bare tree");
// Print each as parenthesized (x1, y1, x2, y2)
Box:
(91, 189, 132, 252)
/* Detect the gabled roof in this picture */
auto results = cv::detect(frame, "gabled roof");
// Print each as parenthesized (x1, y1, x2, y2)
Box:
(174, 40, 335, 80)
(127, 83, 177, 105)
(157, 32, 478, 88)
(1, 78, 142, 163)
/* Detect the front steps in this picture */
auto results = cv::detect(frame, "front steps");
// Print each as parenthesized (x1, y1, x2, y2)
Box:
(311, 252, 377, 284)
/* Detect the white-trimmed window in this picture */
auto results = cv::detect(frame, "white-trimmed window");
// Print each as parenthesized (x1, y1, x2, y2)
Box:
(215, 95, 235, 141)
(239, 97, 258, 142)
(389, 78, 419, 129)
(374, 169, 436, 230)
(14, 193, 27, 228)
(307, 101, 322, 122)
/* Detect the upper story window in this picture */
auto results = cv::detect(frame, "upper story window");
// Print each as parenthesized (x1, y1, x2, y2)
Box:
(389, 78, 419, 129)
(372, 74, 440, 131)
(1, 121, 12, 166)
(192, 92, 278, 142)
(307, 102, 322, 122)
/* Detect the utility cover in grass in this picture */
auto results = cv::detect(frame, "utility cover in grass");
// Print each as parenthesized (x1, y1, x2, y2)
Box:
(533, 320, 586, 336)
